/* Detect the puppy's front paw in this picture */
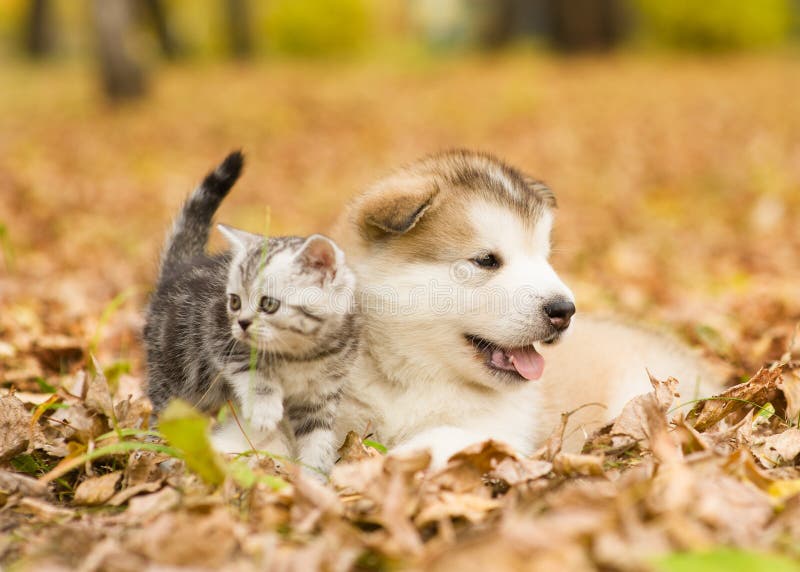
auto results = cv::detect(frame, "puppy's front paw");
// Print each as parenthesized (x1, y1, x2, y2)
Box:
(247, 395, 284, 433)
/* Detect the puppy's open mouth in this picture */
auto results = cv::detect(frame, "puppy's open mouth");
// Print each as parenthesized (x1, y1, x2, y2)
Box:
(465, 334, 548, 381)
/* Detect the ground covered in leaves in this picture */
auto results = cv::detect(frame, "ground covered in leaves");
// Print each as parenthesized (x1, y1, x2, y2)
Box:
(1, 53, 800, 570)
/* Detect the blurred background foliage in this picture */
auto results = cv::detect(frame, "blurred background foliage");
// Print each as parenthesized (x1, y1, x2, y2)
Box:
(1, 0, 797, 102)
(1, 0, 798, 64)
(633, 0, 795, 50)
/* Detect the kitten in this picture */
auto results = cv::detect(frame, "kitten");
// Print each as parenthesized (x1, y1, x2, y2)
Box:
(144, 151, 358, 472)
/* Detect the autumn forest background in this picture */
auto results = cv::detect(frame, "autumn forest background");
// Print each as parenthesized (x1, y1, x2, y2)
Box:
(1, 1, 800, 570)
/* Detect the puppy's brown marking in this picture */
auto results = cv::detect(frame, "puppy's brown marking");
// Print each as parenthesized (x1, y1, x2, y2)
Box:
(335, 149, 555, 264)
(349, 173, 438, 239)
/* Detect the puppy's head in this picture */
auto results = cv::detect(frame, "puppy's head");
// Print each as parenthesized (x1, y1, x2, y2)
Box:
(338, 150, 575, 390)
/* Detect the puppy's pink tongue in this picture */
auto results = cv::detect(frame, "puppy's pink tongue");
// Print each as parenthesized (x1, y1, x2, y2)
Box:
(508, 347, 545, 381)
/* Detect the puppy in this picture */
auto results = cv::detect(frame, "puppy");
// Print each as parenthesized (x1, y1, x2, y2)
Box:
(331, 150, 720, 466)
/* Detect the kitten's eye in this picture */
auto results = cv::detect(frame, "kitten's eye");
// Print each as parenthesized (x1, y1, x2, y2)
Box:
(259, 296, 280, 314)
(471, 252, 501, 269)
(228, 294, 241, 312)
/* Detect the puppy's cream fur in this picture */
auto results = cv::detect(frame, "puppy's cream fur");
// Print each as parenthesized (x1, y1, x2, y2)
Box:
(331, 150, 720, 466)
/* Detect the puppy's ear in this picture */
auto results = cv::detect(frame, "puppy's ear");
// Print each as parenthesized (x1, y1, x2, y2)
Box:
(352, 175, 439, 239)
(523, 176, 556, 209)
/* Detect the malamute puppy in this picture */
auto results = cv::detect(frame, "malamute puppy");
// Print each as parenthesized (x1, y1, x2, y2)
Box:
(331, 150, 720, 466)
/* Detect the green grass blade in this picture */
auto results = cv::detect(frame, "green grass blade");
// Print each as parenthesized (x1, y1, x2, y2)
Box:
(158, 399, 227, 486)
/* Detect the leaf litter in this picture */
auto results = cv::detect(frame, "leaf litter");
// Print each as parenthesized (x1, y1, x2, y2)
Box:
(0, 351, 799, 570)
(2, 56, 800, 571)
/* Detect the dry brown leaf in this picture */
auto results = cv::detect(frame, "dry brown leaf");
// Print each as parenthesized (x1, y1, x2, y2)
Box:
(753, 428, 800, 468)
(46, 396, 109, 446)
(107, 480, 163, 507)
(73, 471, 122, 506)
(0, 394, 31, 462)
(610, 375, 678, 450)
(502, 506, 611, 550)
(330, 455, 384, 494)
(85, 359, 114, 419)
(487, 456, 552, 487)
(552, 453, 605, 477)
(426, 532, 595, 572)
(0, 469, 50, 499)
(76, 538, 145, 572)
(125, 486, 181, 522)
(124, 450, 166, 486)
(291, 468, 343, 534)
(125, 506, 238, 567)
(415, 491, 501, 526)
(381, 471, 423, 556)
(433, 440, 516, 493)
(722, 449, 776, 491)
(16, 497, 75, 521)
(114, 396, 151, 430)
(690, 366, 783, 432)
(337, 430, 380, 463)
(693, 473, 773, 545)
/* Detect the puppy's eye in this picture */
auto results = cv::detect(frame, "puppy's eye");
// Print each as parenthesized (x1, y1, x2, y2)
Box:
(259, 296, 280, 314)
(228, 294, 241, 312)
(471, 252, 501, 269)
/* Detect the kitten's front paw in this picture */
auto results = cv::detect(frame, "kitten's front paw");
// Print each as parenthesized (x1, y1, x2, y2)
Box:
(247, 395, 284, 433)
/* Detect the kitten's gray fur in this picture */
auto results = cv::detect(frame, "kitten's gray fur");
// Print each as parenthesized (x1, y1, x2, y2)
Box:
(144, 151, 358, 472)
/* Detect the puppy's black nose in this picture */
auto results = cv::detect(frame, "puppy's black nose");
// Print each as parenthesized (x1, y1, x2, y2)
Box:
(544, 300, 575, 331)
(238, 319, 252, 331)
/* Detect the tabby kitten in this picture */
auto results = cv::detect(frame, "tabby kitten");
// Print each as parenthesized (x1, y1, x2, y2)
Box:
(144, 152, 357, 472)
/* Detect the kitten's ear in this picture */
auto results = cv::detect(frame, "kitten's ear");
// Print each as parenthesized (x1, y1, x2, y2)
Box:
(297, 234, 339, 281)
(217, 224, 261, 251)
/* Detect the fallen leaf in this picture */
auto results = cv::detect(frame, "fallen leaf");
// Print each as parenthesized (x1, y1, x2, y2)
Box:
(552, 453, 605, 477)
(125, 486, 181, 522)
(0, 395, 31, 462)
(487, 456, 552, 487)
(753, 428, 800, 468)
(73, 471, 122, 506)
(84, 359, 114, 419)
(690, 366, 783, 432)
(610, 375, 678, 449)
(415, 491, 501, 526)
(338, 430, 380, 463)
(125, 506, 238, 567)
(0, 469, 50, 499)
(433, 440, 515, 493)
(107, 480, 163, 507)
(16, 497, 74, 521)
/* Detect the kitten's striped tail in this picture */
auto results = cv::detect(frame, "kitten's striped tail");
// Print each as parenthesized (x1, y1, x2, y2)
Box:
(159, 151, 244, 274)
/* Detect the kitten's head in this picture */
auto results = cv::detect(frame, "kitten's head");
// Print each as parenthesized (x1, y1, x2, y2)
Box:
(217, 224, 355, 356)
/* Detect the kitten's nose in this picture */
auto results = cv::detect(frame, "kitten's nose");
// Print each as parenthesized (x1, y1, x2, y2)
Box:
(238, 319, 252, 331)
(544, 300, 576, 331)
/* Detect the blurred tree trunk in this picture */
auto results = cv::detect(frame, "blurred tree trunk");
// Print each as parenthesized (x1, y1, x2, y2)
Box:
(548, 0, 627, 51)
(225, 0, 253, 58)
(92, 0, 146, 100)
(24, 0, 56, 57)
(142, 0, 180, 58)
(474, 0, 516, 48)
